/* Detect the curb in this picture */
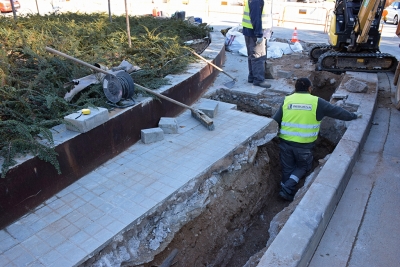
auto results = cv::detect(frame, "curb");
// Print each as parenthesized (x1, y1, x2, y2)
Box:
(257, 72, 378, 267)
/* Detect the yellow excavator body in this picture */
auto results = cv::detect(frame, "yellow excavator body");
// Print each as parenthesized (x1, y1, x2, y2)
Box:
(310, 0, 397, 73)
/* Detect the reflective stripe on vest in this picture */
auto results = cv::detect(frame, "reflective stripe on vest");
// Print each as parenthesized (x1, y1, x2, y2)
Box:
(279, 93, 320, 143)
(242, 0, 272, 30)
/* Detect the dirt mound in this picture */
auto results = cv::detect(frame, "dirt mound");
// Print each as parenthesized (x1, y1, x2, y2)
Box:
(267, 42, 343, 100)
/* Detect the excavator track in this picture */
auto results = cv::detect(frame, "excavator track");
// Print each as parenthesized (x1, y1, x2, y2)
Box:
(309, 45, 332, 63)
(316, 51, 398, 73)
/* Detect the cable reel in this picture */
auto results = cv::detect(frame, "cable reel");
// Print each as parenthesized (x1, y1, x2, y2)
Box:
(102, 71, 135, 104)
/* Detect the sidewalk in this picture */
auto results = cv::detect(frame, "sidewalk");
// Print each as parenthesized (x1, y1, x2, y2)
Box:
(257, 71, 379, 267)
(1, 8, 399, 267)
(255, 22, 400, 267)
(0, 97, 277, 266)
(0, 29, 280, 267)
(308, 72, 400, 267)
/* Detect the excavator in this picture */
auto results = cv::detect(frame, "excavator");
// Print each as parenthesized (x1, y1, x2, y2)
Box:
(309, 0, 398, 73)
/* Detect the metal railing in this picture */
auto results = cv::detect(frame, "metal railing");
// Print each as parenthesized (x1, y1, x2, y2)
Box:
(276, 5, 332, 33)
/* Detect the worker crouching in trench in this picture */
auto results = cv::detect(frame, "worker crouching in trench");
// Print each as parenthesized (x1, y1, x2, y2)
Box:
(272, 78, 362, 201)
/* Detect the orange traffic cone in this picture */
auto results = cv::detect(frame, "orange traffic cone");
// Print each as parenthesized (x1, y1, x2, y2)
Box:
(152, 7, 159, 17)
(291, 27, 298, 43)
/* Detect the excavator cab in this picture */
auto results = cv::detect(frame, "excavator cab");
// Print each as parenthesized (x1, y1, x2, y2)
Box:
(310, 0, 397, 73)
(329, 0, 384, 52)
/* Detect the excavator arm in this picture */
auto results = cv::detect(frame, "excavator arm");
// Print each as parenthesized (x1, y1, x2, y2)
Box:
(354, 0, 383, 45)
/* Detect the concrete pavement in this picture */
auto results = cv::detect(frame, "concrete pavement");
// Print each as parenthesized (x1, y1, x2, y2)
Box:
(0, 28, 281, 267)
(270, 19, 400, 267)
(1, 3, 399, 266)
(308, 73, 400, 267)
(257, 70, 379, 267)
(255, 20, 400, 267)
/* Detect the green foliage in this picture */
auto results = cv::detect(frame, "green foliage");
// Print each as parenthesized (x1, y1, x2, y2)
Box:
(0, 120, 61, 178)
(0, 12, 210, 177)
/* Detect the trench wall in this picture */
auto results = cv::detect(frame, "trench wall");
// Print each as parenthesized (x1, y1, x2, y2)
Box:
(81, 72, 363, 267)
(80, 119, 279, 266)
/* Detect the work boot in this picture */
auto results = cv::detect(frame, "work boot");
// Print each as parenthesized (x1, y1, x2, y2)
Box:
(253, 81, 271, 88)
(248, 79, 253, 83)
(279, 185, 294, 201)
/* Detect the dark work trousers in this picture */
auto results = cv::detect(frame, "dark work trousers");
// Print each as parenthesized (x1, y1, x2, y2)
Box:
(279, 141, 313, 194)
(244, 36, 266, 84)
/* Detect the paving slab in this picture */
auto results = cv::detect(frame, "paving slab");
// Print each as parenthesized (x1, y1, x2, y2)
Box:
(2, 7, 399, 267)
(0, 99, 277, 266)
(308, 73, 400, 267)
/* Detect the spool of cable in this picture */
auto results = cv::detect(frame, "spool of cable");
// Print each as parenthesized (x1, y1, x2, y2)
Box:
(103, 74, 123, 103)
(103, 72, 135, 103)
(116, 71, 135, 99)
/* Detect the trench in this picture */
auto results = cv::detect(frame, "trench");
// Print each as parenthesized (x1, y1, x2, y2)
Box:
(133, 73, 345, 267)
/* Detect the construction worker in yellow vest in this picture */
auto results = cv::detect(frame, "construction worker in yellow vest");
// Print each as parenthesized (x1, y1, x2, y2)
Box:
(273, 78, 362, 201)
(242, 0, 273, 88)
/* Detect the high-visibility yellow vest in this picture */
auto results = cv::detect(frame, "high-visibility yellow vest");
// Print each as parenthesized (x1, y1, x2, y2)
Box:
(279, 93, 320, 143)
(242, 0, 272, 30)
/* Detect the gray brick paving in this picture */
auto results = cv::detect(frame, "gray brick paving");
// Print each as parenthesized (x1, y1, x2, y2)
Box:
(0, 99, 273, 266)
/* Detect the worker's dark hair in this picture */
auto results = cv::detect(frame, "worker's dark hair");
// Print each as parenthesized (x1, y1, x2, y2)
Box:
(295, 78, 312, 92)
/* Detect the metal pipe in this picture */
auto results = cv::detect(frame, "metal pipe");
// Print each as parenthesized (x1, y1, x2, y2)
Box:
(10, 0, 17, 20)
(44, 47, 195, 111)
(35, 0, 40, 14)
(108, 0, 112, 22)
(124, 0, 132, 48)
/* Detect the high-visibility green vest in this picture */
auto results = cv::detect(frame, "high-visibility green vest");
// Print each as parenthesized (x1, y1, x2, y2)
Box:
(279, 93, 320, 143)
(242, 0, 272, 30)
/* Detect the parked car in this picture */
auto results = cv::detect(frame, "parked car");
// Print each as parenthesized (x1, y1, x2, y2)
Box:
(384, 1, 400, 25)
(0, 0, 20, 13)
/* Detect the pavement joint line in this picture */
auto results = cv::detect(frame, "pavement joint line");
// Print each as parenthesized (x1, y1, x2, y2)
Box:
(1, 90, 277, 266)
(1, 12, 390, 265)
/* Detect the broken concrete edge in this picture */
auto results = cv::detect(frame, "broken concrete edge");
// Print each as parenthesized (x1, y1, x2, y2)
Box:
(256, 72, 378, 267)
(78, 119, 278, 266)
(207, 87, 285, 117)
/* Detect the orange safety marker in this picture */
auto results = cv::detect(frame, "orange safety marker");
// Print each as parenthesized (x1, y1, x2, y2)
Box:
(291, 27, 298, 43)
(152, 7, 159, 17)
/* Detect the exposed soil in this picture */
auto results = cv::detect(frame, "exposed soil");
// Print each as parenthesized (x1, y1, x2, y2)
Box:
(130, 41, 340, 267)
(267, 39, 344, 100)
(136, 137, 334, 267)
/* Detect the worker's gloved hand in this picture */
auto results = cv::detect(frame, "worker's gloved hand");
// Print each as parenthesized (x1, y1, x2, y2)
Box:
(353, 112, 362, 119)
(256, 37, 264, 45)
